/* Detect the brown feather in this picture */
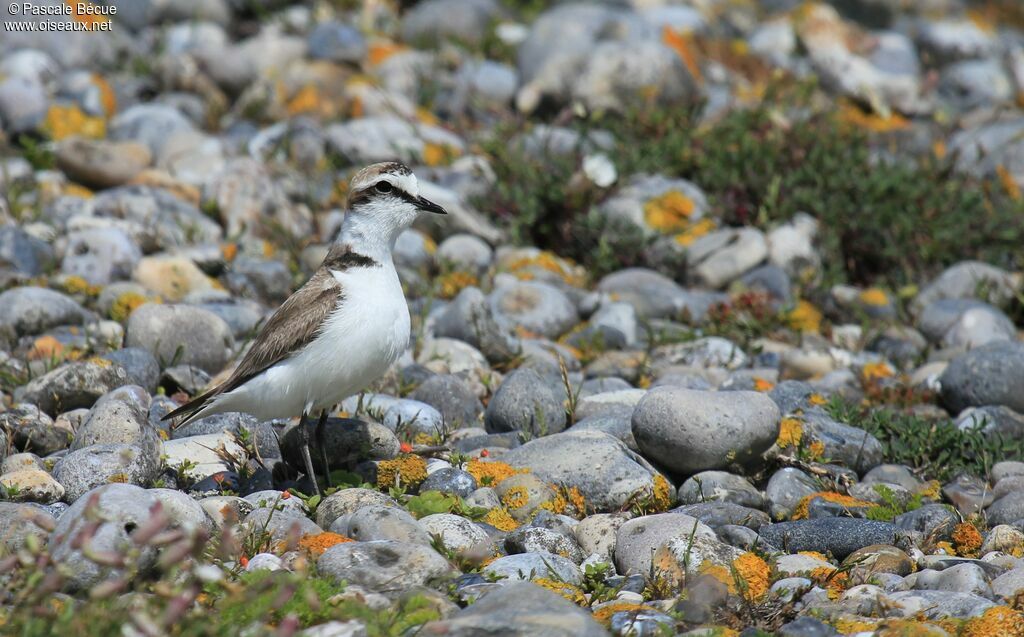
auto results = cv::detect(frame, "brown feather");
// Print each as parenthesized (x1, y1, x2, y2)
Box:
(163, 247, 380, 426)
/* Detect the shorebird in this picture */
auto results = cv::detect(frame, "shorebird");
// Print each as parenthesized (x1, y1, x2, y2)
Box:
(163, 161, 447, 494)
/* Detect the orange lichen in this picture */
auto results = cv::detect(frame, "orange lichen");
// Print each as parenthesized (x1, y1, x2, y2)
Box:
(423, 142, 458, 167)
(28, 336, 64, 361)
(375, 454, 427, 489)
(92, 73, 117, 117)
(465, 459, 526, 487)
(63, 183, 94, 199)
(808, 393, 828, 406)
(961, 606, 1024, 637)
(437, 271, 478, 299)
(285, 85, 325, 117)
(753, 377, 775, 392)
(806, 440, 826, 461)
(643, 190, 696, 233)
(296, 532, 352, 557)
(500, 486, 530, 510)
(482, 507, 518, 532)
(797, 551, 831, 562)
(952, 522, 983, 558)
(861, 361, 895, 382)
(996, 165, 1022, 201)
(787, 300, 823, 333)
(833, 618, 879, 633)
(540, 485, 587, 518)
(66, 0, 111, 27)
(368, 41, 407, 66)
(503, 252, 585, 287)
(651, 474, 673, 512)
(662, 27, 703, 85)
(859, 288, 890, 307)
(699, 560, 735, 593)
(776, 417, 803, 448)
(533, 578, 587, 605)
(838, 102, 910, 132)
(110, 292, 151, 322)
(43, 104, 106, 140)
(792, 492, 872, 521)
(732, 552, 770, 601)
(674, 217, 717, 247)
(592, 603, 656, 626)
(809, 566, 848, 599)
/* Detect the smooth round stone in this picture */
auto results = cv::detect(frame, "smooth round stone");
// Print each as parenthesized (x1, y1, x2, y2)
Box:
(419, 513, 491, 554)
(988, 492, 1024, 526)
(992, 565, 1024, 601)
(573, 514, 626, 560)
(432, 289, 520, 364)
(895, 504, 959, 540)
(490, 280, 579, 340)
(55, 138, 152, 189)
(246, 553, 283, 572)
(225, 257, 292, 304)
(71, 385, 155, 451)
(419, 467, 477, 498)
(49, 484, 159, 590)
(906, 562, 993, 598)
(335, 504, 431, 545)
(940, 342, 1024, 413)
(0, 287, 92, 337)
(53, 443, 161, 503)
(0, 76, 47, 133)
(843, 544, 915, 578)
(420, 581, 607, 636)
(150, 487, 213, 534)
(493, 473, 556, 522)
(569, 406, 636, 451)
(307, 20, 367, 63)
(799, 410, 884, 474)
(317, 540, 456, 594)
(993, 461, 1024, 483)
(1, 452, 43, 474)
(108, 104, 196, 156)
(242, 507, 321, 545)
(98, 349, 158, 396)
(484, 367, 566, 437)
(614, 513, 715, 576)
(0, 403, 71, 456)
(409, 374, 484, 429)
(673, 501, 769, 531)
(500, 429, 669, 512)
(14, 359, 129, 416)
(437, 233, 493, 271)
(314, 488, 400, 529)
(484, 551, 583, 585)
(125, 304, 234, 374)
(0, 469, 64, 503)
(401, 0, 499, 45)
(596, 268, 699, 320)
(766, 467, 819, 520)
(279, 417, 399, 476)
(677, 471, 764, 510)
(862, 464, 921, 492)
(506, 526, 586, 564)
(0, 226, 54, 276)
(632, 387, 780, 475)
(759, 518, 911, 560)
(887, 589, 994, 619)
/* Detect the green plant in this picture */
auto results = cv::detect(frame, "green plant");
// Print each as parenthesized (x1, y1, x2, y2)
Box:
(865, 484, 925, 522)
(825, 398, 1024, 480)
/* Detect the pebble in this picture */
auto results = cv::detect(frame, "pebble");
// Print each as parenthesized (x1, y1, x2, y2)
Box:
(759, 518, 911, 560)
(125, 304, 234, 374)
(317, 540, 455, 594)
(632, 387, 780, 475)
(940, 342, 1024, 413)
(15, 358, 129, 415)
(0, 287, 93, 337)
(501, 429, 670, 511)
(484, 367, 566, 437)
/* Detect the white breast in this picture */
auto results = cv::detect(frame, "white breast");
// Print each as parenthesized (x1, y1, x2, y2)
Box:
(214, 262, 410, 419)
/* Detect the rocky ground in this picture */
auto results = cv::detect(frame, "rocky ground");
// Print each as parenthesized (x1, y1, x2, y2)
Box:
(3, 0, 1024, 635)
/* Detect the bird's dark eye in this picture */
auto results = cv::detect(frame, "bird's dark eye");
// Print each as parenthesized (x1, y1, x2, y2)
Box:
(375, 181, 393, 194)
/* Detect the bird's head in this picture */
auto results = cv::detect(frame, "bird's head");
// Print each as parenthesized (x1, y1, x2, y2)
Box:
(340, 162, 446, 249)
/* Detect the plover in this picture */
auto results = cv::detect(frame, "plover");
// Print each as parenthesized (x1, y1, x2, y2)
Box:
(164, 161, 447, 493)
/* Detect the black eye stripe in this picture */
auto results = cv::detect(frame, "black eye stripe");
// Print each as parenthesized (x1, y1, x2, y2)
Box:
(347, 185, 421, 208)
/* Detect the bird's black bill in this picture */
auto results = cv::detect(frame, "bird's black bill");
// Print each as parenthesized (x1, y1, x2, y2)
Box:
(416, 195, 447, 215)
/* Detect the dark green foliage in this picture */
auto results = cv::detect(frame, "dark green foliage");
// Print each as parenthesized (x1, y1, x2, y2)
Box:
(825, 397, 1024, 480)
(478, 88, 1024, 287)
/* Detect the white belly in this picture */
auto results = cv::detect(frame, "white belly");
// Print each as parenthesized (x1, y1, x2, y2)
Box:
(213, 263, 410, 419)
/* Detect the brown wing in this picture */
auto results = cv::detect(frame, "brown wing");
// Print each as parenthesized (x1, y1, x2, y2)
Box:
(163, 267, 342, 425)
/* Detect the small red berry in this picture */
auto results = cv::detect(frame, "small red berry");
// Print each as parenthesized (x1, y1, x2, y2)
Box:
(400, 442, 413, 454)
(480, 449, 490, 458)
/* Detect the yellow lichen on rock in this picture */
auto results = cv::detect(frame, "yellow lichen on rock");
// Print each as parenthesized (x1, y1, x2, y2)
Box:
(776, 417, 803, 448)
(732, 552, 770, 601)
(674, 217, 717, 247)
(961, 606, 1024, 637)
(482, 507, 518, 532)
(859, 287, 890, 307)
(592, 603, 656, 626)
(952, 522, 983, 558)
(110, 292, 152, 322)
(644, 190, 696, 233)
(792, 492, 872, 521)
(466, 459, 526, 487)
(437, 271, 478, 299)
(296, 532, 352, 557)
(375, 454, 427, 489)
(533, 578, 587, 605)
(43, 104, 106, 140)
(787, 300, 823, 333)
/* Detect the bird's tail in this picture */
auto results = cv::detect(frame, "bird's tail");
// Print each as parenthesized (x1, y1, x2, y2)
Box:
(162, 389, 219, 429)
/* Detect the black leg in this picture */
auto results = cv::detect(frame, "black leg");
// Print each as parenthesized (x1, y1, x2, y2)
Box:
(298, 411, 320, 496)
(316, 410, 331, 489)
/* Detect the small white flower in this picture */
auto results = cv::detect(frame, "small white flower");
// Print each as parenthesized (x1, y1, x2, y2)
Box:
(582, 153, 617, 188)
